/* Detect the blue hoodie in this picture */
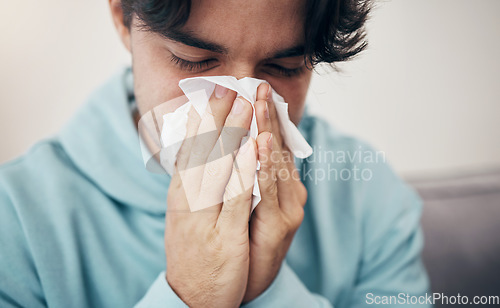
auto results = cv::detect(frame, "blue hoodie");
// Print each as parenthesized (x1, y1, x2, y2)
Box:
(0, 67, 430, 307)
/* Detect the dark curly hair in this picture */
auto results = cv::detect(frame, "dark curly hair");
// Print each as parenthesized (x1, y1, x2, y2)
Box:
(120, 0, 371, 68)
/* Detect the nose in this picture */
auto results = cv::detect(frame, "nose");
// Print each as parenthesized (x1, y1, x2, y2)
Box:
(223, 62, 257, 80)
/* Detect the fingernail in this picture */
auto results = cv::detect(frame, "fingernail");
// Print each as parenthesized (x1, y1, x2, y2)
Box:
(239, 136, 250, 154)
(231, 98, 244, 115)
(267, 85, 273, 101)
(267, 133, 273, 149)
(264, 102, 270, 119)
(215, 84, 228, 99)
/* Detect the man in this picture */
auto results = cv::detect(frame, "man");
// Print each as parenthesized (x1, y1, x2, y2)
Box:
(0, 0, 430, 307)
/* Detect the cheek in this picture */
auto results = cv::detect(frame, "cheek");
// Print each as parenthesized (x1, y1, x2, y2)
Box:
(131, 39, 186, 116)
(134, 71, 184, 116)
(267, 73, 312, 125)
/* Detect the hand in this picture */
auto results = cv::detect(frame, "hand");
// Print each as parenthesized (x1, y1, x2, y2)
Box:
(165, 86, 257, 308)
(242, 84, 307, 302)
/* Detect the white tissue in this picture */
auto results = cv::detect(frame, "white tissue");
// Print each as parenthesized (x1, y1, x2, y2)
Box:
(160, 76, 313, 211)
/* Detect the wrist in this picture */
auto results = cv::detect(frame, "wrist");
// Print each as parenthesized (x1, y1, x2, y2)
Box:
(243, 260, 282, 303)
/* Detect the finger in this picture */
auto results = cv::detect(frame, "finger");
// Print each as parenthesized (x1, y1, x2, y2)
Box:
(260, 84, 284, 149)
(254, 99, 272, 135)
(212, 97, 253, 164)
(281, 145, 300, 183)
(255, 131, 279, 216)
(195, 97, 253, 220)
(217, 137, 257, 233)
(187, 85, 236, 171)
(282, 145, 308, 207)
(168, 168, 219, 227)
(169, 106, 202, 214)
(176, 106, 201, 172)
(167, 172, 191, 214)
(268, 103, 284, 150)
(177, 105, 211, 204)
(167, 86, 236, 221)
(256, 84, 294, 208)
(256, 82, 271, 102)
(274, 145, 297, 207)
(256, 84, 302, 211)
(211, 84, 237, 130)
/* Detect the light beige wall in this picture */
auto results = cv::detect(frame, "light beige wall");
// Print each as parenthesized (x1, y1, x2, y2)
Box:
(1, 0, 499, 176)
(0, 0, 130, 164)
(307, 0, 500, 175)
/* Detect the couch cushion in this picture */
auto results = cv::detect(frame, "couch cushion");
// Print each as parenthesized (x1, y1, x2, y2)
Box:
(409, 169, 500, 302)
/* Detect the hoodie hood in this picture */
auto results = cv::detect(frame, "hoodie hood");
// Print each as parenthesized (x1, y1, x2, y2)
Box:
(59, 67, 170, 214)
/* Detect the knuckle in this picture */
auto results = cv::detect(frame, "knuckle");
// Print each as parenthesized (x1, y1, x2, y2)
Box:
(294, 206, 305, 225)
(258, 151, 272, 167)
(263, 165, 276, 181)
(206, 231, 224, 254)
(289, 206, 304, 229)
(224, 184, 251, 204)
(275, 222, 289, 242)
(219, 205, 237, 223)
(262, 181, 278, 196)
(282, 205, 304, 231)
(239, 100, 253, 118)
(255, 99, 266, 112)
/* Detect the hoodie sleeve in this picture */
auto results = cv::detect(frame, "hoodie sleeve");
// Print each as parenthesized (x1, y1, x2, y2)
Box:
(241, 262, 334, 308)
(134, 272, 188, 308)
(0, 192, 46, 308)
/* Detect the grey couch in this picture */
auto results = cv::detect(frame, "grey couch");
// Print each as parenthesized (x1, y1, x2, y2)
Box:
(409, 169, 500, 306)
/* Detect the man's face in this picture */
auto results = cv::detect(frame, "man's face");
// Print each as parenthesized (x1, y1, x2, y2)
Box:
(126, 0, 312, 125)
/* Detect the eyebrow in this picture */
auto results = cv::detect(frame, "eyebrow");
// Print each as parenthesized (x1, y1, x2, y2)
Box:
(272, 45, 305, 59)
(162, 29, 304, 59)
(163, 29, 228, 54)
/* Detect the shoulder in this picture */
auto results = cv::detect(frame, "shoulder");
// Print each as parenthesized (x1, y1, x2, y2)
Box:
(0, 139, 88, 307)
(0, 139, 76, 191)
(0, 138, 94, 216)
(299, 112, 422, 225)
(299, 112, 395, 187)
(299, 112, 365, 152)
(298, 113, 427, 286)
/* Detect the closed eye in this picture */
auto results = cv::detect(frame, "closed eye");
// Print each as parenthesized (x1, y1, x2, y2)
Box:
(265, 63, 305, 78)
(170, 54, 219, 72)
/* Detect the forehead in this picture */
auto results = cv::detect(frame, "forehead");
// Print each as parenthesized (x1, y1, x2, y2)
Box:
(184, 0, 306, 58)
